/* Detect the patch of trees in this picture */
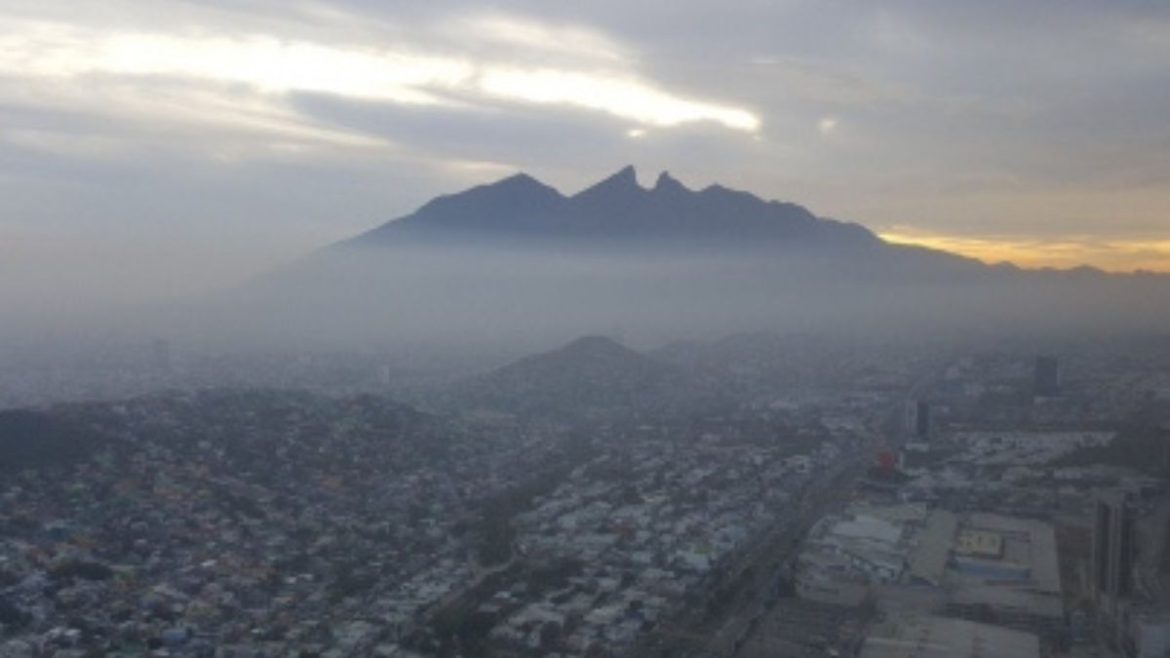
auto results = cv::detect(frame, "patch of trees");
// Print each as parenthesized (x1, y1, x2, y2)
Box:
(0, 410, 108, 473)
(0, 596, 31, 629)
(49, 559, 114, 582)
(475, 451, 594, 567)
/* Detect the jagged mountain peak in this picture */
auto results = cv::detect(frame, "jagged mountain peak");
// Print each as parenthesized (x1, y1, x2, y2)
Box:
(607, 164, 639, 187)
(572, 165, 644, 201)
(352, 166, 879, 248)
(653, 170, 688, 193)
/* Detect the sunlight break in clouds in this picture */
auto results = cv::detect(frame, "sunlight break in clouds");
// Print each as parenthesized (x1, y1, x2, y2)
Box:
(0, 22, 474, 106)
(479, 68, 761, 131)
(0, 16, 762, 137)
(100, 35, 472, 106)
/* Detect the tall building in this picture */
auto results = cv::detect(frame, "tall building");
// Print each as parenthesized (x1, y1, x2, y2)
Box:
(1092, 492, 1135, 603)
(1034, 355, 1060, 397)
(915, 400, 931, 439)
(905, 400, 931, 439)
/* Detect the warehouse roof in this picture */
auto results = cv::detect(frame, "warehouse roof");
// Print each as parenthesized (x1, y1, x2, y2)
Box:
(909, 510, 957, 586)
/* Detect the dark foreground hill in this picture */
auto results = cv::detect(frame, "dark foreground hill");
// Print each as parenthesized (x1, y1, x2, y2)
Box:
(448, 335, 691, 418)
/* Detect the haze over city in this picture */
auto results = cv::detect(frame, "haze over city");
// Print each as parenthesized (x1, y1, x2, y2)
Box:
(5, 4, 1170, 658)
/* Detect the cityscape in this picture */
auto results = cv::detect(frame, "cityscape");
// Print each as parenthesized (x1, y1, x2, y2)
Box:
(4, 2, 1170, 657)
(4, 334, 1170, 657)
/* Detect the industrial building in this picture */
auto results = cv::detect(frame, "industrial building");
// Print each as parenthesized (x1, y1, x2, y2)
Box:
(795, 504, 1064, 638)
(795, 503, 926, 606)
(859, 614, 1041, 658)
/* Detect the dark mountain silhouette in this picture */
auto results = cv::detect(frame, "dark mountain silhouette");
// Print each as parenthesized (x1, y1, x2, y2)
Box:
(450, 335, 684, 417)
(360, 172, 566, 241)
(202, 167, 1170, 351)
(352, 165, 877, 251)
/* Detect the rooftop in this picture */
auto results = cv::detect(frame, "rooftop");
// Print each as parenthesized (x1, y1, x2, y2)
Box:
(860, 614, 1041, 658)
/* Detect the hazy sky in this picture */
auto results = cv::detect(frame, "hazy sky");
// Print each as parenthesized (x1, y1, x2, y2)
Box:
(3, 0, 1170, 308)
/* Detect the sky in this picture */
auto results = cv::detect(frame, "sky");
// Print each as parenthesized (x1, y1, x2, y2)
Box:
(2, 0, 1170, 309)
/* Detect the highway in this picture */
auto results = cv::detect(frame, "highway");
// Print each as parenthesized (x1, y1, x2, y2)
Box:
(629, 364, 941, 658)
(629, 424, 877, 658)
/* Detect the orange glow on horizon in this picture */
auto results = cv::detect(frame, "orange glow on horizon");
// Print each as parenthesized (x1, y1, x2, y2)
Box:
(879, 230, 1170, 273)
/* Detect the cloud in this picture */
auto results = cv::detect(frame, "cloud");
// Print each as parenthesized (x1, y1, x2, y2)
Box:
(452, 14, 629, 63)
(0, 18, 473, 110)
(477, 68, 760, 131)
(750, 55, 916, 107)
(0, 78, 397, 169)
(97, 34, 473, 106)
(0, 13, 761, 162)
(3, 0, 1170, 311)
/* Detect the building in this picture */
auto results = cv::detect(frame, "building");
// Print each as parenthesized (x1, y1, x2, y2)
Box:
(859, 614, 1041, 658)
(907, 510, 957, 587)
(905, 400, 931, 439)
(797, 505, 1066, 638)
(795, 505, 922, 606)
(915, 401, 931, 439)
(941, 513, 1065, 637)
(1129, 612, 1170, 658)
(1093, 492, 1136, 605)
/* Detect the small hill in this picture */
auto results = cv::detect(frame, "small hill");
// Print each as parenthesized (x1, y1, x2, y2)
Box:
(453, 335, 682, 418)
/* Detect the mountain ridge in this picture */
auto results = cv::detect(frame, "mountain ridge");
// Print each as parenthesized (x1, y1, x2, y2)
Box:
(352, 166, 880, 251)
(196, 167, 1170, 352)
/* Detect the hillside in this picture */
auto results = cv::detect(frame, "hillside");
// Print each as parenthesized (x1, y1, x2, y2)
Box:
(450, 336, 685, 418)
(200, 168, 1170, 352)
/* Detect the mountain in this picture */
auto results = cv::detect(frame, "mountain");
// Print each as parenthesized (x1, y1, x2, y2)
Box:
(449, 335, 684, 418)
(351, 166, 877, 252)
(202, 167, 1170, 352)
